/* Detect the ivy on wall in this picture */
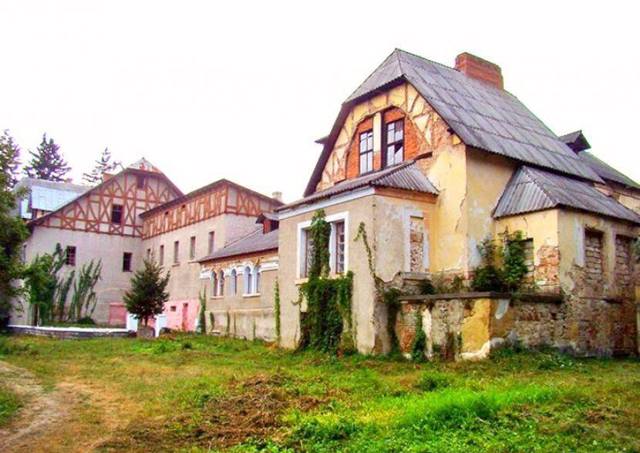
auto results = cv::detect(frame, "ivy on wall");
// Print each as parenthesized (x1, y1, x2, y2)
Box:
(274, 278, 281, 344)
(297, 210, 354, 355)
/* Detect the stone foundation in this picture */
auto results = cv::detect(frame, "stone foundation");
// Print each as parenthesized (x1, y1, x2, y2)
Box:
(395, 292, 637, 360)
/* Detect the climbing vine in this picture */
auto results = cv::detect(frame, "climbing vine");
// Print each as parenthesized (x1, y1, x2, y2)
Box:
(274, 278, 281, 344)
(354, 221, 402, 354)
(411, 309, 427, 362)
(297, 210, 354, 355)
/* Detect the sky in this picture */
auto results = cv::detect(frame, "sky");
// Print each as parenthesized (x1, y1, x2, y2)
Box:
(1, 1, 639, 202)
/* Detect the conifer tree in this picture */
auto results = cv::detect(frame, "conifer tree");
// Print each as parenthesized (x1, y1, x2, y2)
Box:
(123, 258, 170, 326)
(0, 132, 28, 325)
(0, 130, 21, 189)
(82, 148, 122, 184)
(24, 133, 71, 181)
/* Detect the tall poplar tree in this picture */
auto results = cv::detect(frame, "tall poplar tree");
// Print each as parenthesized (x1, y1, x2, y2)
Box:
(24, 133, 71, 181)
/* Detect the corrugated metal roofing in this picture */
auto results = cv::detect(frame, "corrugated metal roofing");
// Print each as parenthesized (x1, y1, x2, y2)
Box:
(348, 50, 602, 183)
(578, 152, 640, 189)
(15, 178, 88, 218)
(305, 49, 603, 197)
(278, 161, 438, 211)
(199, 228, 279, 262)
(493, 166, 640, 224)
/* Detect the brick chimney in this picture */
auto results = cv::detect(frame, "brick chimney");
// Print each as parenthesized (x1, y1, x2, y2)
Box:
(455, 52, 503, 89)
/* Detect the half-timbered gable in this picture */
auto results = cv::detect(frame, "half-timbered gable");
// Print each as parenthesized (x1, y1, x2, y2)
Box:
(141, 180, 281, 239)
(30, 159, 181, 237)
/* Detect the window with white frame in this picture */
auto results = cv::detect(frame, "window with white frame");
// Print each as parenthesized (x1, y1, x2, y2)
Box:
(298, 213, 348, 278)
(244, 266, 253, 294)
(230, 269, 237, 295)
(359, 130, 374, 174)
(255, 265, 261, 293)
(218, 270, 225, 296)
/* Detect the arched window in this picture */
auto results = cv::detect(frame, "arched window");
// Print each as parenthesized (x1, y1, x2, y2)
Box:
(230, 269, 237, 295)
(254, 265, 261, 294)
(244, 266, 253, 294)
(212, 271, 218, 297)
(218, 270, 225, 296)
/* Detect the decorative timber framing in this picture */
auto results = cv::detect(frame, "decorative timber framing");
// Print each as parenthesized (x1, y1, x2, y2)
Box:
(29, 169, 181, 238)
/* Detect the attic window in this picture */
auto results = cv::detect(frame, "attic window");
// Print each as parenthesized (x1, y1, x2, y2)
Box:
(111, 204, 123, 224)
(136, 175, 146, 189)
(359, 130, 374, 174)
(385, 119, 404, 167)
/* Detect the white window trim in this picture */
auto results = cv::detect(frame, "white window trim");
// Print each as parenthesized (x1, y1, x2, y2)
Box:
(296, 211, 349, 279)
(403, 209, 429, 272)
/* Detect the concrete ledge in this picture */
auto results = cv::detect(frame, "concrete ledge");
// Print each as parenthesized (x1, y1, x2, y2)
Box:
(8, 325, 132, 339)
(399, 292, 563, 304)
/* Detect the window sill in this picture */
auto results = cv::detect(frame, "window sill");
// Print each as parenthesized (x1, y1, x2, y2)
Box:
(172, 263, 180, 267)
(243, 293, 261, 299)
(210, 296, 224, 300)
(295, 278, 309, 285)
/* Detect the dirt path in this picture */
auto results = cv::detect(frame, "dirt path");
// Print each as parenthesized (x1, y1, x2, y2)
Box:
(0, 361, 78, 453)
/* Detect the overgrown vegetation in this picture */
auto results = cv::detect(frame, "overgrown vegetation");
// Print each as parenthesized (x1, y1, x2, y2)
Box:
(1, 334, 639, 452)
(274, 278, 281, 343)
(297, 210, 354, 355)
(0, 384, 20, 427)
(471, 230, 530, 293)
(410, 309, 427, 362)
(23, 245, 102, 325)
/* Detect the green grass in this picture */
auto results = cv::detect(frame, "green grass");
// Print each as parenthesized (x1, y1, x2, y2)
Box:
(0, 384, 21, 427)
(0, 334, 639, 452)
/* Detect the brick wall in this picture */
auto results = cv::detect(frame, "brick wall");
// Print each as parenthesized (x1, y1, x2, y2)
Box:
(584, 230, 604, 285)
(615, 235, 633, 287)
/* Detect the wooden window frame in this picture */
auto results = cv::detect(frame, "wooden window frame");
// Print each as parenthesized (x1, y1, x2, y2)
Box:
(359, 129, 374, 175)
(384, 118, 404, 167)
(189, 236, 196, 260)
(65, 246, 76, 266)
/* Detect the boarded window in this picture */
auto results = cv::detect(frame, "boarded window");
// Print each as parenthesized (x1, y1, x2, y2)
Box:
(584, 230, 604, 282)
(65, 246, 76, 266)
(409, 216, 424, 272)
(122, 252, 132, 272)
(615, 235, 633, 287)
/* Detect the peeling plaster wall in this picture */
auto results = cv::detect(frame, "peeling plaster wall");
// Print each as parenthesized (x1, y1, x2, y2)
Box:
(278, 196, 376, 353)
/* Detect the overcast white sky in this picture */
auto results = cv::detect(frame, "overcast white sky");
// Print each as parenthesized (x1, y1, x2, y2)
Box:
(1, 1, 639, 201)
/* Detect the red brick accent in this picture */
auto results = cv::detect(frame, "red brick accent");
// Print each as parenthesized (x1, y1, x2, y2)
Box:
(455, 53, 503, 89)
(345, 108, 423, 180)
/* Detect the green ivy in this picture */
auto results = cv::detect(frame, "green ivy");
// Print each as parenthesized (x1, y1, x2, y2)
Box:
(274, 278, 281, 344)
(411, 309, 427, 362)
(298, 210, 354, 355)
(471, 230, 529, 293)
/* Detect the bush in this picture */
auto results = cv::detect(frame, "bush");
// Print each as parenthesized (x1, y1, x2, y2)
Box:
(416, 372, 452, 392)
(76, 316, 96, 325)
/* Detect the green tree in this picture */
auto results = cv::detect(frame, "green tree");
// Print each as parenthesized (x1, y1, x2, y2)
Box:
(0, 132, 28, 325)
(82, 148, 122, 185)
(0, 130, 22, 189)
(123, 258, 170, 326)
(24, 133, 71, 181)
(23, 245, 66, 325)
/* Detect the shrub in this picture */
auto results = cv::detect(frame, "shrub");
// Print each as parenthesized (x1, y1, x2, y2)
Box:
(416, 372, 451, 392)
(76, 316, 96, 325)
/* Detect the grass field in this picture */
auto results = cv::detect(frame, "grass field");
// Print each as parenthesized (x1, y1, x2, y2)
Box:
(0, 334, 639, 452)
(0, 383, 21, 427)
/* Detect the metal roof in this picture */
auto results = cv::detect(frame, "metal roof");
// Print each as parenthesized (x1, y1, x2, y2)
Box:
(14, 178, 89, 219)
(493, 166, 640, 224)
(559, 130, 591, 153)
(578, 152, 640, 189)
(279, 161, 438, 211)
(199, 228, 279, 262)
(305, 49, 602, 196)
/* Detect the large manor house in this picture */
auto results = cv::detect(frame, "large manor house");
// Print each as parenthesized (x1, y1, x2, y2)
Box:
(13, 50, 640, 358)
